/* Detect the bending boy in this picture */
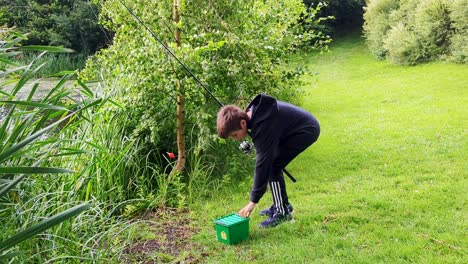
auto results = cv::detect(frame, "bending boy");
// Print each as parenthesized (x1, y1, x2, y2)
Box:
(217, 93, 320, 228)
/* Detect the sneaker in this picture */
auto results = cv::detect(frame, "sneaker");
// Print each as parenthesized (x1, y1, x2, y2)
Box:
(259, 212, 293, 228)
(259, 203, 294, 217)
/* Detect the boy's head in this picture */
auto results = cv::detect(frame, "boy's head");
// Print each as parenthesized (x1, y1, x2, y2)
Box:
(217, 105, 249, 140)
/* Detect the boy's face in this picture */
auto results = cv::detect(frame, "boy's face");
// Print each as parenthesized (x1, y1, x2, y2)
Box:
(228, 120, 248, 141)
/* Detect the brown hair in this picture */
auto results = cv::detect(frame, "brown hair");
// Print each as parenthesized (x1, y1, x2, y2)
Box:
(217, 105, 249, 139)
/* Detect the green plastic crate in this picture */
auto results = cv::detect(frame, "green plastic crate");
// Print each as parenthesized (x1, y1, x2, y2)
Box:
(214, 213, 249, 245)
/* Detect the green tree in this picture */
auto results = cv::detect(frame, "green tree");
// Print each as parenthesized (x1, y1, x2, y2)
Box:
(81, 0, 330, 173)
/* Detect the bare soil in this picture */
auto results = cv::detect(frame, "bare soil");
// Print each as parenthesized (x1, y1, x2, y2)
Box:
(122, 208, 208, 264)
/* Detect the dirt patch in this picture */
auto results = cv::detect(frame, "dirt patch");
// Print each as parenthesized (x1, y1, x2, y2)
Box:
(123, 208, 207, 263)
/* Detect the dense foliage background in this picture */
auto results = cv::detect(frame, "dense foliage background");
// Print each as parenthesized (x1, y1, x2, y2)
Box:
(0, 0, 111, 54)
(363, 0, 467, 65)
(0, 0, 113, 76)
(304, 0, 366, 35)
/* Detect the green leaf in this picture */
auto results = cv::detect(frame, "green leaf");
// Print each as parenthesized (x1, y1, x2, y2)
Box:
(0, 115, 72, 163)
(0, 57, 18, 66)
(0, 251, 25, 260)
(42, 74, 73, 101)
(48, 150, 87, 157)
(0, 101, 70, 111)
(0, 65, 28, 79)
(0, 106, 14, 144)
(77, 79, 94, 98)
(78, 98, 103, 112)
(108, 99, 125, 109)
(26, 83, 39, 101)
(0, 203, 91, 252)
(10, 31, 28, 40)
(0, 167, 75, 174)
(20, 46, 74, 53)
(0, 51, 21, 58)
(0, 175, 25, 199)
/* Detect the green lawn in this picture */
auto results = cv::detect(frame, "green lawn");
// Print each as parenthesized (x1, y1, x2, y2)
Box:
(192, 32, 467, 263)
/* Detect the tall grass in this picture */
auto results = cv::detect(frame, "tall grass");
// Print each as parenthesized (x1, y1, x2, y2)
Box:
(0, 30, 97, 260)
(14, 52, 88, 78)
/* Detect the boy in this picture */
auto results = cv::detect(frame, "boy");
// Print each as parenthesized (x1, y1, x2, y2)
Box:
(217, 93, 320, 228)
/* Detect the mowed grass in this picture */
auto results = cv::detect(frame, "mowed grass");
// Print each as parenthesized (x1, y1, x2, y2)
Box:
(191, 32, 467, 263)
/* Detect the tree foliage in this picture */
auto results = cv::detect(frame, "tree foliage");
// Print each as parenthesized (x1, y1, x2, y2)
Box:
(80, 0, 330, 162)
(0, 0, 111, 54)
(304, 0, 366, 34)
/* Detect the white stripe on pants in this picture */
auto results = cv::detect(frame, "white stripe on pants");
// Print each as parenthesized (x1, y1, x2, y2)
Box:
(271, 181, 285, 215)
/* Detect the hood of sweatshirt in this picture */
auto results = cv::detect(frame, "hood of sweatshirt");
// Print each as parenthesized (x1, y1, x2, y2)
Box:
(245, 93, 278, 131)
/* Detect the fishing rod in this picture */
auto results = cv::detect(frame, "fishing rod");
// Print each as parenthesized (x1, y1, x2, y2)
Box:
(117, 0, 296, 183)
(118, 0, 223, 107)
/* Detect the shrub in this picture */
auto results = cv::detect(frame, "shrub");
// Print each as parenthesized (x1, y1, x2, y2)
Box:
(363, 0, 400, 58)
(383, 22, 423, 65)
(448, 0, 468, 63)
(364, 0, 467, 64)
(387, 0, 420, 26)
(413, 0, 452, 60)
(0, 0, 111, 54)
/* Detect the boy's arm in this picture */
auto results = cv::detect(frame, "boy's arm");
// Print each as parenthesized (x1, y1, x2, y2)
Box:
(249, 131, 278, 203)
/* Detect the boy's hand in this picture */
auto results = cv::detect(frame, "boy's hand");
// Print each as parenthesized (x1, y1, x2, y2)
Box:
(238, 202, 256, 218)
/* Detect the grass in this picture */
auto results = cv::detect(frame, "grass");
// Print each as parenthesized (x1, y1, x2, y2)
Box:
(190, 32, 467, 263)
(14, 52, 88, 78)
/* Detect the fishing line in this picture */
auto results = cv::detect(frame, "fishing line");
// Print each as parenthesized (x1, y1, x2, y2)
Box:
(117, 0, 224, 108)
(116, 0, 296, 182)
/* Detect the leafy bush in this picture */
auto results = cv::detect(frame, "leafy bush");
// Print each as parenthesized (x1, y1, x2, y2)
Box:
(363, 0, 400, 58)
(413, 0, 452, 59)
(383, 23, 422, 65)
(448, 0, 468, 63)
(363, 0, 467, 64)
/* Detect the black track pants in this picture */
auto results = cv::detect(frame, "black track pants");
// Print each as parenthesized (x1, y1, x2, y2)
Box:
(269, 128, 320, 215)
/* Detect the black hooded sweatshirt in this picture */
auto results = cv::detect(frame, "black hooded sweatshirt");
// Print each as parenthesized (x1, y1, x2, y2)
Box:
(246, 93, 319, 203)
